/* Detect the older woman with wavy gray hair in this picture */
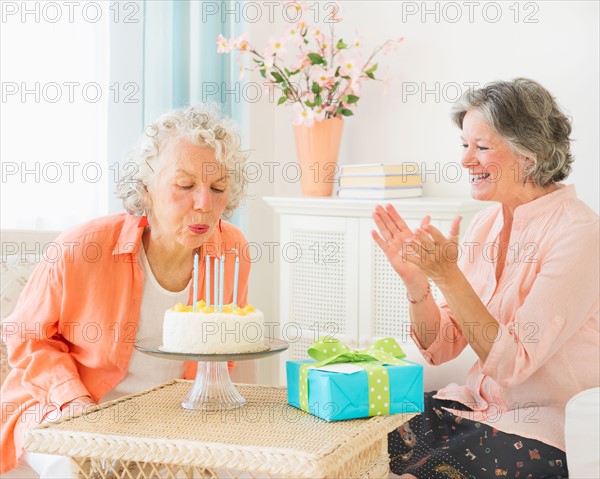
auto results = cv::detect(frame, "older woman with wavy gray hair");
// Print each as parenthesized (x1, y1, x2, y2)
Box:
(1, 105, 253, 478)
(117, 104, 247, 219)
(374, 79, 598, 478)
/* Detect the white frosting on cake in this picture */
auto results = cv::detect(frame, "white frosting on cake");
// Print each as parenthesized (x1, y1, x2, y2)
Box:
(161, 302, 266, 354)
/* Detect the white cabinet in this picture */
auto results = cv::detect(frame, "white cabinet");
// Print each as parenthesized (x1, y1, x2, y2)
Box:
(264, 196, 488, 382)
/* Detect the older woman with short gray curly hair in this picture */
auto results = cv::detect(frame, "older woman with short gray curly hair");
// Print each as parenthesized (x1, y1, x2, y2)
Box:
(117, 104, 248, 219)
(374, 78, 598, 479)
(1, 104, 255, 478)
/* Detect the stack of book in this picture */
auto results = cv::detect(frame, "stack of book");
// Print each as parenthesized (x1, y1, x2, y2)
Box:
(336, 163, 423, 199)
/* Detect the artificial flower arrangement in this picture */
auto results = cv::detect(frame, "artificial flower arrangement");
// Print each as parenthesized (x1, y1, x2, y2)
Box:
(216, 2, 403, 127)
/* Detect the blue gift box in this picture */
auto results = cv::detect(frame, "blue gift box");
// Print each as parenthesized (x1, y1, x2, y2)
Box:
(287, 358, 424, 421)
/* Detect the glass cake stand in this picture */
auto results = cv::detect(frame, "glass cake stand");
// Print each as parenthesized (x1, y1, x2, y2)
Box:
(134, 337, 289, 410)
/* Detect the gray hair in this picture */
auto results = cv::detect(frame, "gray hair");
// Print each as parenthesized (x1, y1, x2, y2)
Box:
(451, 78, 573, 187)
(115, 104, 249, 218)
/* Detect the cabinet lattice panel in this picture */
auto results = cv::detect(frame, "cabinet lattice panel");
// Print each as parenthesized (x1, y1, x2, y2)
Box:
(267, 197, 486, 383)
(372, 245, 443, 342)
(288, 230, 347, 361)
(288, 335, 318, 361)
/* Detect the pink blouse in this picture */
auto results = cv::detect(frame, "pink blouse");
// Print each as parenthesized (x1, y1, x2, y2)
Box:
(412, 185, 599, 451)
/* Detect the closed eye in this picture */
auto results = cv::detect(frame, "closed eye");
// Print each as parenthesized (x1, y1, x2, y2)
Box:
(462, 144, 489, 151)
(212, 177, 228, 193)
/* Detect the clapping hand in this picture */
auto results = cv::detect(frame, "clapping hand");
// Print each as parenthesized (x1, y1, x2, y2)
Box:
(372, 204, 462, 285)
(371, 204, 431, 283)
(403, 217, 462, 284)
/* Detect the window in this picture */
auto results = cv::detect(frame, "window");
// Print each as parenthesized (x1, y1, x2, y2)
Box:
(1, 1, 143, 230)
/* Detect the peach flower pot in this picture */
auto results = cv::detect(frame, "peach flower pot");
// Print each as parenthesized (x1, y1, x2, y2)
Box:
(293, 117, 344, 196)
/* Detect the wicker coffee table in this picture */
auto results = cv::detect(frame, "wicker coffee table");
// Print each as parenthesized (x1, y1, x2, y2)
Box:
(24, 380, 415, 478)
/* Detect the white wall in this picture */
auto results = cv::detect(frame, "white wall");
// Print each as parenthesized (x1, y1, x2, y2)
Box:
(242, 1, 599, 383)
(245, 0, 598, 202)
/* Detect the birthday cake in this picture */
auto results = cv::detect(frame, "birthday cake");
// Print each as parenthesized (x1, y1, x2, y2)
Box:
(161, 300, 266, 354)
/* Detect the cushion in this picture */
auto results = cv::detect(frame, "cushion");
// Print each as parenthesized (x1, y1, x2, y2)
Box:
(1, 255, 40, 319)
(566, 387, 600, 478)
(1, 256, 40, 385)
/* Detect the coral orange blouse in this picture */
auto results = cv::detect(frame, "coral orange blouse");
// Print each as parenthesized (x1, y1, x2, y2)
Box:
(0, 213, 250, 473)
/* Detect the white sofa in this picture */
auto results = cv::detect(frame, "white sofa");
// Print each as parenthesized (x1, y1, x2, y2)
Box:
(1, 230, 598, 479)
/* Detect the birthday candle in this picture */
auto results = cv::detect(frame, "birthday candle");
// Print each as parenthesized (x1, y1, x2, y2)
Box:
(214, 256, 219, 308)
(205, 255, 210, 308)
(232, 253, 239, 310)
(193, 253, 199, 312)
(219, 255, 225, 311)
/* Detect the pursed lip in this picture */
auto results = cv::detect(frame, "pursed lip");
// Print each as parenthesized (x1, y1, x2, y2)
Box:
(188, 224, 210, 234)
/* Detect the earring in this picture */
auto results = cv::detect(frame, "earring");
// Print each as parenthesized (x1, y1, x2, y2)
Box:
(219, 219, 223, 233)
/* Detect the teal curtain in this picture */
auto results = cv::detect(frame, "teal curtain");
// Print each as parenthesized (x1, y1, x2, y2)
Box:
(143, 0, 248, 231)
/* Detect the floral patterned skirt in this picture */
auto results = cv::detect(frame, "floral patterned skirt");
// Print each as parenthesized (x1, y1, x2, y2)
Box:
(388, 392, 568, 479)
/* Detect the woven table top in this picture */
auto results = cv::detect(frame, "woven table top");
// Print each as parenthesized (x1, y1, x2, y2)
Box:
(24, 380, 415, 478)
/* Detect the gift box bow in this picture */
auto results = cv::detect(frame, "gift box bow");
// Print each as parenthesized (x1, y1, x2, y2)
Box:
(299, 337, 409, 416)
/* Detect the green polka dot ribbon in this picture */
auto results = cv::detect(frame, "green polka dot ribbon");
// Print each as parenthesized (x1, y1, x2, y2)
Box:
(298, 338, 408, 417)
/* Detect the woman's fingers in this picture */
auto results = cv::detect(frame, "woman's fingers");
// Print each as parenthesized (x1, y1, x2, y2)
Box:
(372, 211, 395, 243)
(384, 203, 411, 232)
(413, 228, 436, 253)
(371, 229, 388, 252)
(420, 223, 461, 264)
(422, 223, 446, 243)
(424, 220, 462, 243)
(374, 204, 411, 242)
(400, 242, 423, 266)
(373, 208, 452, 267)
(397, 216, 463, 270)
(448, 215, 462, 242)
(402, 229, 435, 263)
